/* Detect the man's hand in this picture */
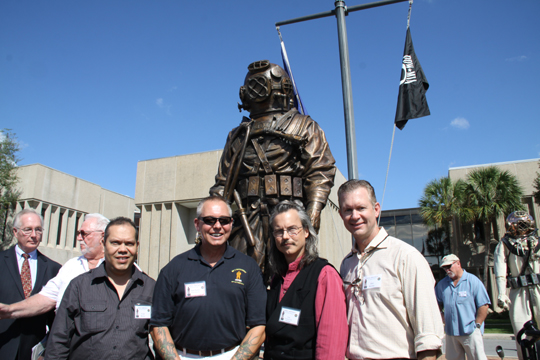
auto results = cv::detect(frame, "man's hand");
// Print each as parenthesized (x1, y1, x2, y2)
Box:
(0, 303, 13, 319)
(497, 294, 511, 310)
(232, 325, 265, 360)
(417, 349, 439, 360)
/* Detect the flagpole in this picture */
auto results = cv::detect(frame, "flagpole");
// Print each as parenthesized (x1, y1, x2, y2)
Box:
(276, 0, 408, 180)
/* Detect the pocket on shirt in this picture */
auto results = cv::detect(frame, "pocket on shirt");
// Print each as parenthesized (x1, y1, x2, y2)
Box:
(80, 301, 108, 332)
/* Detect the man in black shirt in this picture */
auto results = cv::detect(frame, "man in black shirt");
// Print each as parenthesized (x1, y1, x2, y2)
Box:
(45, 217, 155, 360)
(150, 195, 266, 360)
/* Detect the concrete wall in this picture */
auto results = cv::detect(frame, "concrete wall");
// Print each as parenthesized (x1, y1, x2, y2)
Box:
(13, 164, 137, 265)
(135, 151, 351, 279)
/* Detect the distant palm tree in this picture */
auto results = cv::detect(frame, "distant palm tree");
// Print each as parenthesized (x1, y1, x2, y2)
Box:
(533, 161, 540, 203)
(419, 177, 472, 263)
(465, 166, 524, 286)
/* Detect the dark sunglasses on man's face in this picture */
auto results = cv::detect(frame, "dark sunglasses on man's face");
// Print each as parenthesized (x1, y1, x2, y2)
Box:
(200, 216, 233, 226)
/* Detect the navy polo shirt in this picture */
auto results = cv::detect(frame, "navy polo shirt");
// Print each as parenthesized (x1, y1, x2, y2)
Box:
(150, 244, 266, 351)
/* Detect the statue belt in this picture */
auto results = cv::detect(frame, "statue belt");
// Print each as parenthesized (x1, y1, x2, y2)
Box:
(237, 175, 303, 201)
(508, 273, 540, 289)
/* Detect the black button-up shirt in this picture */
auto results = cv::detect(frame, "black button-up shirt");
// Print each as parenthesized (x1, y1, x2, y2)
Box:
(45, 263, 155, 360)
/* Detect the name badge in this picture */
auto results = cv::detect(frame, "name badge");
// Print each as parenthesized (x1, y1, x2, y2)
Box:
(459, 291, 467, 297)
(185, 281, 206, 298)
(279, 307, 301, 326)
(362, 274, 382, 290)
(134, 304, 151, 319)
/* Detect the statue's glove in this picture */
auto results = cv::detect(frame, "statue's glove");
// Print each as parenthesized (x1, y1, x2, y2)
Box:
(497, 294, 511, 310)
(306, 201, 324, 233)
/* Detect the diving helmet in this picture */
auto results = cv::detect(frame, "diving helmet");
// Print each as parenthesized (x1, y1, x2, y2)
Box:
(238, 60, 294, 116)
(505, 210, 536, 237)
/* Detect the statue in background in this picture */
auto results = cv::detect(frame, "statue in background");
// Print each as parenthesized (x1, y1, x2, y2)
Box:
(210, 60, 336, 278)
(494, 210, 540, 360)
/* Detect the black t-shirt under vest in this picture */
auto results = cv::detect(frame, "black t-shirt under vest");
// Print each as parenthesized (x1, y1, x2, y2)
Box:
(265, 258, 331, 360)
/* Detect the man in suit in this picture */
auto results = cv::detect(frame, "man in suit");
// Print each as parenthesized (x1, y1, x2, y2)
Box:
(0, 209, 62, 360)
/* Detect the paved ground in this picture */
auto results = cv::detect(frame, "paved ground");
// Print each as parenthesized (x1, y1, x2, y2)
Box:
(439, 333, 518, 360)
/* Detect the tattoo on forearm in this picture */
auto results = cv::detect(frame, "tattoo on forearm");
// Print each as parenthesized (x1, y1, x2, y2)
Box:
(232, 332, 260, 360)
(153, 327, 178, 360)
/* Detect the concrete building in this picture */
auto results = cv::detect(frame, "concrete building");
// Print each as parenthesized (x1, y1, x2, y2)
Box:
(9, 164, 137, 265)
(134, 150, 352, 280)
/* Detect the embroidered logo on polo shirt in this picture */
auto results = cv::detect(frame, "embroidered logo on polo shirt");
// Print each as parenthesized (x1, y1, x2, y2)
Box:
(231, 268, 246, 285)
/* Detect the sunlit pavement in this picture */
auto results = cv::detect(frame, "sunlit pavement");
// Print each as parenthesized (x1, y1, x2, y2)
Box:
(439, 333, 518, 360)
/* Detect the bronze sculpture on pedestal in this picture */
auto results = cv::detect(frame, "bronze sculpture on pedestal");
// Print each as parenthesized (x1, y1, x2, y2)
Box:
(210, 60, 336, 278)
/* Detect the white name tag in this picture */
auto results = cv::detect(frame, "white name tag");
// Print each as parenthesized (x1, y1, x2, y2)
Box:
(185, 281, 206, 298)
(362, 274, 382, 290)
(279, 307, 301, 326)
(134, 304, 151, 319)
(459, 291, 467, 297)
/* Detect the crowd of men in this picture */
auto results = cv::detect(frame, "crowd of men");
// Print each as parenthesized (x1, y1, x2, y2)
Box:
(1, 179, 505, 360)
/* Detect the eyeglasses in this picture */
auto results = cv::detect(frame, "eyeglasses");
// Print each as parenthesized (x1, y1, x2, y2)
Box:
(199, 216, 233, 226)
(273, 226, 302, 239)
(76, 230, 103, 238)
(16, 227, 43, 235)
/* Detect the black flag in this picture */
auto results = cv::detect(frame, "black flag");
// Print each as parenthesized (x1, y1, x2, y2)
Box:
(394, 27, 430, 130)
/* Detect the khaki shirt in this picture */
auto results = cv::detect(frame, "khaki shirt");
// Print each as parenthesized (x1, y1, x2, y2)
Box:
(340, 227, 443, 359)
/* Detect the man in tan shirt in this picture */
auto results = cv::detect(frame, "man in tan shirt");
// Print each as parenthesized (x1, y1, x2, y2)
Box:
(338, 180, 443, 360)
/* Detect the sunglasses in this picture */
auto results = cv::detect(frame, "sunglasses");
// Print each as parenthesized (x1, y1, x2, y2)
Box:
(76, 230, 103, 238)
(199, 216, 233, 226)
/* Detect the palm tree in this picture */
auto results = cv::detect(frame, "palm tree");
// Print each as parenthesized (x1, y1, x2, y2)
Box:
(465, 166, 524, 287)
(533, 161, 540, 203)
(419, 177, 472, 261)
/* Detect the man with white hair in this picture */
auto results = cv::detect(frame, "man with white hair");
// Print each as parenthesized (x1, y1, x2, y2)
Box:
(0, 213, 109, 317)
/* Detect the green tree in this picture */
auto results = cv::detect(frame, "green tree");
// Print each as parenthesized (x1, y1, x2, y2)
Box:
(0, 129, 21, 249)
(465, 166, 524, 287)
(419, 177, 472, 263)
(533, 161, 540, 203)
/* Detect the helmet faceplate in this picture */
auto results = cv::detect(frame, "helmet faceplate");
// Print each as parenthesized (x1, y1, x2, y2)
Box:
(238, 60, 294, 116)
(505, 210, 536, 237)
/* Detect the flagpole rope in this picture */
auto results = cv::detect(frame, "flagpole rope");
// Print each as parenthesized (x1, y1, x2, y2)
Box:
(378, 123, 397, 226)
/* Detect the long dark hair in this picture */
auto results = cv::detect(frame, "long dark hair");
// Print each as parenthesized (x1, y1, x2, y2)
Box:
(268, 201, 319, 277)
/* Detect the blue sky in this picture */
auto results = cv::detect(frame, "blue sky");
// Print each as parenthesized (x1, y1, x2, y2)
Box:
(2, 0, 539, 211)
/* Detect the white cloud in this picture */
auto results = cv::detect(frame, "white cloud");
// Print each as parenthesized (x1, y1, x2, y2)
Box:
(451, 117, 470, 130)
(156, 98, 164, 107)
(505, 55, 528, 62)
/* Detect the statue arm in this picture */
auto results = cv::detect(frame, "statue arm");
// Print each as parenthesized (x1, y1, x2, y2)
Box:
(494, 240, 510, 309)
(300, 118, 336, 231)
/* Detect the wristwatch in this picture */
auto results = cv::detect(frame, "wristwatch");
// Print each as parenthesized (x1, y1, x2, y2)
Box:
(475, 323, 481, 329)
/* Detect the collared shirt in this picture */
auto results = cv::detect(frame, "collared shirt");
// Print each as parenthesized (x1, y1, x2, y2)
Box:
(340, 227, 444, 360)
(45, 263, 155, 360)
(15, 245, 38, 288)
(278, 257, 348, 360)
(40, 255, 105, 309)
(435, 270, 491, 336)
(150, 244, 266, 351)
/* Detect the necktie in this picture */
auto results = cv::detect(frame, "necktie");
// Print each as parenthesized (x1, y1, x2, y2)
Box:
(21, 253, 32, 298)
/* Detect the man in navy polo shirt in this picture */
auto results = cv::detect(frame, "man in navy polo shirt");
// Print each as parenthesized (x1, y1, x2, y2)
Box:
(435, 254, 491, 360)
(150, 195, 266, 360)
